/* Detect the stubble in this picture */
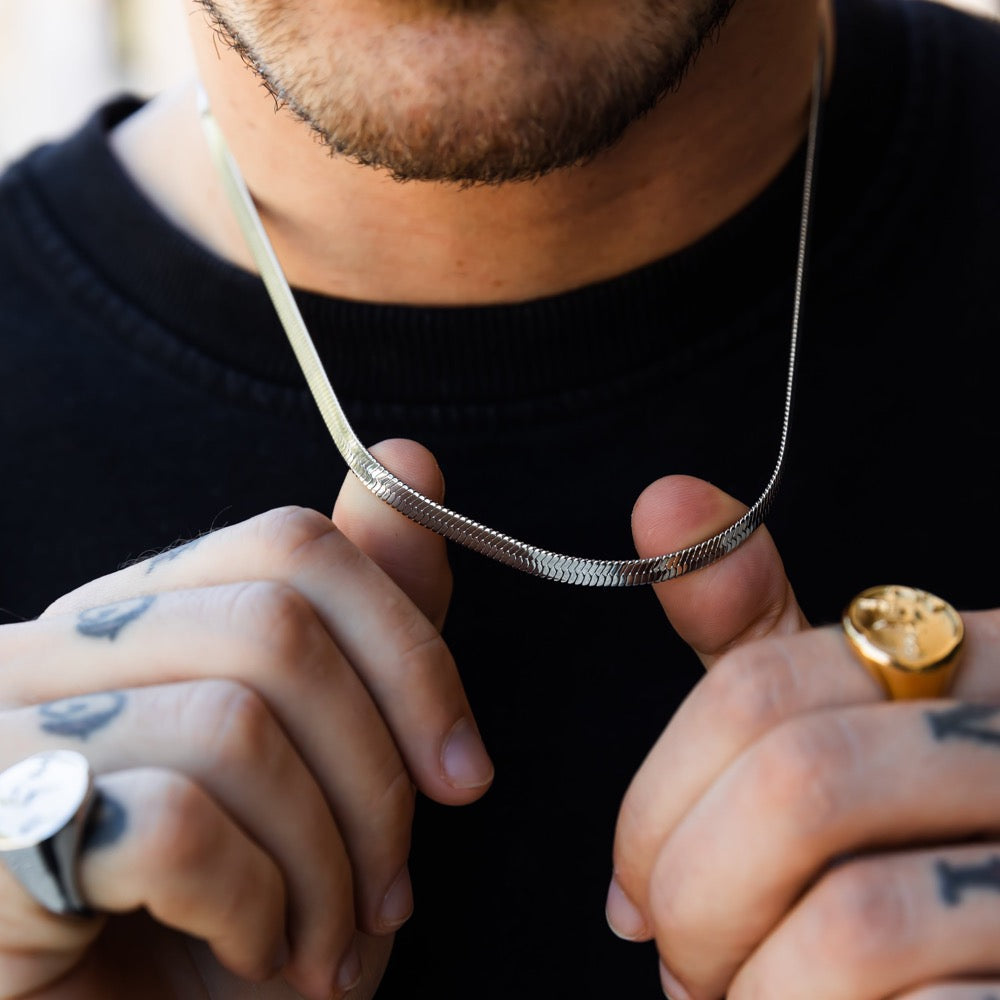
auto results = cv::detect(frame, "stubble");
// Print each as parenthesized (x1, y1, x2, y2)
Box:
(195, 0, 735, 183)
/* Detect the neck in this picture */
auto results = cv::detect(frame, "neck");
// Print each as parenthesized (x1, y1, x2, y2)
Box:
(111, 0, 832, 307)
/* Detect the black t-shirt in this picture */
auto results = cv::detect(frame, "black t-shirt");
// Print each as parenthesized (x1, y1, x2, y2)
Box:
(1, 0, 998, 994)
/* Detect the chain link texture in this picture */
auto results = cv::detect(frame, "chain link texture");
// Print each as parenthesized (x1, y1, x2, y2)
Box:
(198, 41, 824, 586)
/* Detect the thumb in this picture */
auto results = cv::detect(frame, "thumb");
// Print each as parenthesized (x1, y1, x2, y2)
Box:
(632, 475, 808, 669)
(332, 439, 452, 631)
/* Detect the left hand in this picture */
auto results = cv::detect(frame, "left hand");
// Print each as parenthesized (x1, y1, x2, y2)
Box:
(608, 475, 1000, 1000)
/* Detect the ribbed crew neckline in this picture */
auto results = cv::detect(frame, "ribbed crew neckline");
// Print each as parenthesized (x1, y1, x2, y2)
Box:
(15, 0, 908, 407)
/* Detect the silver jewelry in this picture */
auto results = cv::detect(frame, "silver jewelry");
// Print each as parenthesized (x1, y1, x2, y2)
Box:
(199, 40, 826, 587)
(0, 750, 96, 916)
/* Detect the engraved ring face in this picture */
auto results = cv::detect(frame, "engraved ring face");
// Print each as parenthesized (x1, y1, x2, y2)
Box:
(843, 585, 964, 699)
(0, 750, 93, 851)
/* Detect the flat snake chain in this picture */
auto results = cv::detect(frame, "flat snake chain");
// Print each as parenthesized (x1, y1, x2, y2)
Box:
(198, 42, 824, 587)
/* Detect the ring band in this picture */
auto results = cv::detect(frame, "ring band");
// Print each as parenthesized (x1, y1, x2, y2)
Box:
(0, 750, 96, 916)
(842, 585, 964, 700)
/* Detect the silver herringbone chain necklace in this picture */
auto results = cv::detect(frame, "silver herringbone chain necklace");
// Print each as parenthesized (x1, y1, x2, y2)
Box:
(199, 41, 824, 587)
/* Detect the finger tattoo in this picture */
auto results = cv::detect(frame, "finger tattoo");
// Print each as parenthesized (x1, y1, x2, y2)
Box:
(39, 692, 126, 740)
(82, 791, 128, 852)
(146, 537, 201, 575)
(936, 855, 1000, 906)
(926, 704, 1000, 747)
(76, 595, 155, 641)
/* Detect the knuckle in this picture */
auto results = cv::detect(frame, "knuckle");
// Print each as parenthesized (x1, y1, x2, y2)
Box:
(807, 860, 915, 966)
(342, 766, 416, 889)
(140, 772, 222, 876)
(186, 679, 280, 772)
(216, 854, 285, 942)
(397, 625, 452, 682)
(335, 760, 414, 868)
(746, 713, 859, 834)
(647, 860, 688, 942)
(612, 790, 662, 891)
(227, 579, 323, 668)
(371, 765, 416, 833)
(255, 505, 340, 562)
(704, 640, 803, 738)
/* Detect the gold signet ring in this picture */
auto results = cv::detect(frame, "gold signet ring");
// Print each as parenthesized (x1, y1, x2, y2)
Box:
(842, 585, 964, 700)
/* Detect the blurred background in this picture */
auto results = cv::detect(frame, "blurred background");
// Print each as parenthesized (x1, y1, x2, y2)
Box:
(0, 0, 192, 166)
(1, 0, 998, 167)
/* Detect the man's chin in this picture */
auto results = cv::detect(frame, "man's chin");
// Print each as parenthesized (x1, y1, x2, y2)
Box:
(198, 0, 734, 184)
(293, 99, 642, 186)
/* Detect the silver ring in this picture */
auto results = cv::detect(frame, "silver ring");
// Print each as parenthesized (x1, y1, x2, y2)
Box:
(0, 750, 97, 916)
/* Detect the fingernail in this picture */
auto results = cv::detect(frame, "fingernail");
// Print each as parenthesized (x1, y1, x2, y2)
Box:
(605, 876, 647, 941)
(336, 942, 362, 994)
(379, 865, 414, 930)
(659, 960, 692, 1000)
(441, 718, 494, 789)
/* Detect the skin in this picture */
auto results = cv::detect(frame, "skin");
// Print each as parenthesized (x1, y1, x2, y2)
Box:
(4, 0, 999, 997)
(109, 0, 829, 305)
(0, 441, 488, 1000)
(610, 478, 1000, 998)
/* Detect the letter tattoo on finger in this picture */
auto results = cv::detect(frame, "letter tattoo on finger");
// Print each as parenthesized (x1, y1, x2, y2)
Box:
(76, 595, 155, 641)
(39, 692, 126, 740)
(146, 537, 201, 575)
(936, 855, 1000, 905)
(926, 704, 1000, 747)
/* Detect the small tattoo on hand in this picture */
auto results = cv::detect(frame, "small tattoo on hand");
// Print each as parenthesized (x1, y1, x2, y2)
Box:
(82, 791, 128, 852)
(146, 537, 200, 575)
(926, 704, 1000, 747)
(76, 595, 155, 641)
(39, 692, 126, 740)
(936, 855, 1000, 905)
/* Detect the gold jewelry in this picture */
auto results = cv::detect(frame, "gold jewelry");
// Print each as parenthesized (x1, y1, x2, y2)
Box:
(842, 585, 964, 700)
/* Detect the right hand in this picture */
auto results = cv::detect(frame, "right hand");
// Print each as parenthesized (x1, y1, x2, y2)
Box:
(0, 439, 493, 1000)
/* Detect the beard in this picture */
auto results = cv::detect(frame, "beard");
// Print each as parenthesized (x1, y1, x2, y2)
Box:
(195, 0, 735, 184)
